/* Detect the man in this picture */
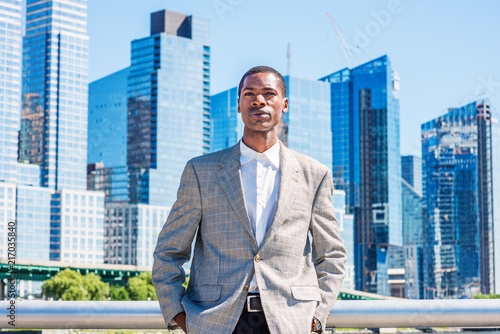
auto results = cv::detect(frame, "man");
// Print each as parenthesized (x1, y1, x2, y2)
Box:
(153, 66, 346, 334)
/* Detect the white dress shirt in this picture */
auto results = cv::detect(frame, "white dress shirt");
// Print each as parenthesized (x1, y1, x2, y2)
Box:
(240, 140, 280, 292)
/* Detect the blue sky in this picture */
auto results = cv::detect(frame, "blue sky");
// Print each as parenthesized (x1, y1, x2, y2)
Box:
(88, 0, 500, 156)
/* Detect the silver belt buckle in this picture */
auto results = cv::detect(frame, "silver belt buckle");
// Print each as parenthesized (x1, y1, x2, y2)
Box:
(246, 295, 261, 312)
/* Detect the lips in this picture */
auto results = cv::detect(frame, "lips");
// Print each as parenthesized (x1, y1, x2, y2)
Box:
(249, 109, 270, 119)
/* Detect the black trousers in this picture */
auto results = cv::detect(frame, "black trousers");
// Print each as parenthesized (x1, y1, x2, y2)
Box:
(232, 307, 270, 334)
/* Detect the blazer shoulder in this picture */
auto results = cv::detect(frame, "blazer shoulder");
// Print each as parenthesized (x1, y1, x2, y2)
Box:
(187, 145, 236, 168)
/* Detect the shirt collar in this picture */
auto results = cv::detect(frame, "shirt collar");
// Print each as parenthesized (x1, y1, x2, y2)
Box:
(240, 140, 280, 169)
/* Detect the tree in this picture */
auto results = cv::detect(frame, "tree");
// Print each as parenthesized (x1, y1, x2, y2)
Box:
(42, 268, 109, 301)
(110, 285, 131, 301)
(82, 272, 109, 300)
(126, 272, 158, 301)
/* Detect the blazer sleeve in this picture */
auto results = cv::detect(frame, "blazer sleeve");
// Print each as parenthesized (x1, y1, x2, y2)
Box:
(309, 168, 347, 325)
(152, 160, 202, 325)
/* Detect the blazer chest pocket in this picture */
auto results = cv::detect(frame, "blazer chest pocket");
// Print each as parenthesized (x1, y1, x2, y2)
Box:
(187, 284, 222, 302)
(290, 285, 322, 302)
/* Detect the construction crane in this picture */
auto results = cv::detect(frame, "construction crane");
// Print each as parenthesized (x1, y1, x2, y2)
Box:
(326, 12, 358, 66)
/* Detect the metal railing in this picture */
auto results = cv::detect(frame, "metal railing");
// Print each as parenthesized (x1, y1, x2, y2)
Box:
(1, 299, 500, 329)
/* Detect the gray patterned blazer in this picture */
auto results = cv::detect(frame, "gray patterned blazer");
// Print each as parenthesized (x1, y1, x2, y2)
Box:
(152, 141, 346, 334)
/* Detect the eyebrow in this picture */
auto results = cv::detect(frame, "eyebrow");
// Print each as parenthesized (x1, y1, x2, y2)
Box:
(242, 87, 277, 91)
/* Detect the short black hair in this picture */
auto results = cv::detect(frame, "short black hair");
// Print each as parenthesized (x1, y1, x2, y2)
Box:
(238, 66, 287, 98)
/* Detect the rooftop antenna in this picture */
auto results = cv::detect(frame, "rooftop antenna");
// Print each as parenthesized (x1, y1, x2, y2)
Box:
(326, 12, 358, 66)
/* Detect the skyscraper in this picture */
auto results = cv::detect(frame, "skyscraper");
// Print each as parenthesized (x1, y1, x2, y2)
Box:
(0, 0, 53, 261)
(87, 9, 211, 267)
(20, 0, 90, 190)
(320, 55, 402, 294)
(402, 178, 424, 299)
(0, 0, 22, 183)
(0, 0, 23, 259)
(211, 87, 242, 152)
(127, 9, 210, 207)
(402, 155, 422, 195)
(211, 76, 332, 168)
(11, 0, 106, 264)
(421, 99, 500, 297)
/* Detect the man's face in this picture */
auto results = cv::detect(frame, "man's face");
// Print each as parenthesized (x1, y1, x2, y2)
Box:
(237, 72, 288, 136)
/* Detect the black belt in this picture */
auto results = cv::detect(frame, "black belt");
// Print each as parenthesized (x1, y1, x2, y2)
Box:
(246, 293, 263, 312)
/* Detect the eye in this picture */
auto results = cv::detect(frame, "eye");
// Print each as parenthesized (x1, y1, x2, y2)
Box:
(265, 92, 276, 96)
(244, 92, 254, 96)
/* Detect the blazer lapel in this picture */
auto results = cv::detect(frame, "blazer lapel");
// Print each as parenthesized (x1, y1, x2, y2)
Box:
(259, 142, 300, 250)
(216, 143, 257, 246)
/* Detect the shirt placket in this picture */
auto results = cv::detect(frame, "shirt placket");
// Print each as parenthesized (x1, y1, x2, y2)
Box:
(256, 155, 267, 246)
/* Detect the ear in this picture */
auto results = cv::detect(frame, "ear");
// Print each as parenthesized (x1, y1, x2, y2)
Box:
(282, 97, 288, 114)
(237, 98, 241, 113)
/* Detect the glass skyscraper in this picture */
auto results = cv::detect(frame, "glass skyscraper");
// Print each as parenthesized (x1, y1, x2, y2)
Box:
(86, 10, 211, 266)
(421, 99, 500, 297)
(127, 9, 210, 207)
(402, 178, 424, 299)
(402, 155, 422, 195)
(88, 68, 129, 169)
(211, 76, 332, 169)
(0, 0, 22, 183)
(0, 0, 52, 261)
(211, 87, 242, 152)
(320, 55, 402, 295)
(19, 0, 89, 190)
(1, 0, 107, 265)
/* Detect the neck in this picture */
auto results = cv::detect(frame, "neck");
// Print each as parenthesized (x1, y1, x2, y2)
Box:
(242, 130, 278, 153)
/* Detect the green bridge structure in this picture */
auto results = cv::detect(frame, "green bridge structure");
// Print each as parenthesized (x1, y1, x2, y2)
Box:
(0, 259, 399, 301)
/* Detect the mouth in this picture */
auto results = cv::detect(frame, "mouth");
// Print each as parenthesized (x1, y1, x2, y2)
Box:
(249, 110, 270, 119)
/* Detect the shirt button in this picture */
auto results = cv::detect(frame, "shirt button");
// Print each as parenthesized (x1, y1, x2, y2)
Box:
(243, 285, 249, 292)
(255, 255, 261, 263)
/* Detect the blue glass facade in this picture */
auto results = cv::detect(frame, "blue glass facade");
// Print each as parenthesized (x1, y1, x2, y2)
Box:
(285, 77, 332, 168)
(88, 67, 130, 168)
(402, 179, 424, 298)
(319, 68, 352, 207)
(402, 155, 422, 195)
(127, 10, 210, 207)
(320, 55, 402, 294)
(0, 0, 22, 183)
(211, 87, 242, 152)
(16, 185, 52, 261)
(0, 0, 108, 265)
(422, 99, 499, 297)
(19, 0, 89, 190)
(402, 180, 424, 245)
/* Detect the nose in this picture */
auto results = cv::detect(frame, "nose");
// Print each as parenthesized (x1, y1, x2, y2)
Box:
(251, 94, 266, 107)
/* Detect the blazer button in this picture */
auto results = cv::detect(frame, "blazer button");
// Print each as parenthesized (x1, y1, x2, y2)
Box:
(254, 255, 261, 262)
(243, 285, 249, 292)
